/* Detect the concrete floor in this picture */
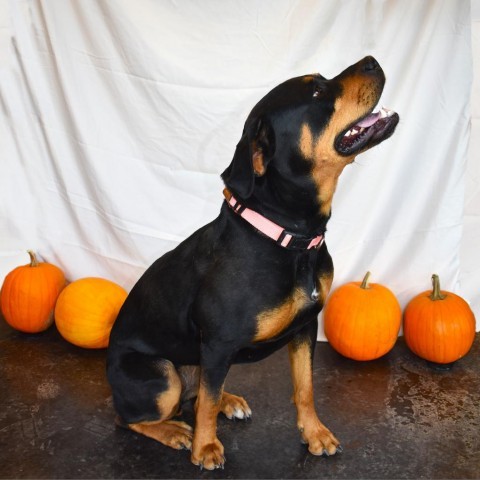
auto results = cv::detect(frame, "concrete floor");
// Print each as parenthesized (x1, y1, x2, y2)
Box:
(0, 318, 479, 479)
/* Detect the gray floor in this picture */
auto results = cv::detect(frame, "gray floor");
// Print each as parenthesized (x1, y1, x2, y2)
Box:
(0, 318, 479, 479)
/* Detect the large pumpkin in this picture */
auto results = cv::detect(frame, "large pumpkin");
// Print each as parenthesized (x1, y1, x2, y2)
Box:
(0, 250, 66, 333)
(403, 274, 476, 364)
(54, 277, 127, 349)
(324, 272, 401, 361)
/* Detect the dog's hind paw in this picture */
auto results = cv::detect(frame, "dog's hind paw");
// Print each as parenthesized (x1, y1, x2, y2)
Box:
(220, 392, 252, 420)
(128, 419, 193, 451)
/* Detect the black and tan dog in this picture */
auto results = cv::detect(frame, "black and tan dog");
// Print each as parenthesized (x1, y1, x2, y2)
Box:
(107, 56, 399, 470)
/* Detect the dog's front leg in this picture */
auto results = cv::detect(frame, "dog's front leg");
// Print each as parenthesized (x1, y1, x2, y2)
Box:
(191, 346, 229, 470)
(288, 321, 341, 456)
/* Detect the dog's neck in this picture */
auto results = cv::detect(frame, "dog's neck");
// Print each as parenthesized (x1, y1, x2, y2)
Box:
(225, 184, 330, 238)
(223, 188, 325, 250)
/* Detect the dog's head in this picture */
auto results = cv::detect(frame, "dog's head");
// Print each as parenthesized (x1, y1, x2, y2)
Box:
(222, 56, 399, 217)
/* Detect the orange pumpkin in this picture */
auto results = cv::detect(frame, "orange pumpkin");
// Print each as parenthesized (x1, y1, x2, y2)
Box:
(54, 277, 127, 349)
(324, 272, 401, 361)
(403, 274, 476, 364)
(0, 250, 66, 333)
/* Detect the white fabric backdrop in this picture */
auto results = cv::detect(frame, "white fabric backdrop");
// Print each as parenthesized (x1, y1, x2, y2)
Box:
(0, 0, 478, 339)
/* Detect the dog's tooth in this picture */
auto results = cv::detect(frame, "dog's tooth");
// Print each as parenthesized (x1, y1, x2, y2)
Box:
(344, 130, 351, 137)
(359, 127, 365, 133)
(381, 107, 395, 118)
(351, 128, 358, 135)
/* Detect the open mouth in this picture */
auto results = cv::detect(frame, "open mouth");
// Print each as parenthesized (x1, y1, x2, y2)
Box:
(335, 107, 400, 156)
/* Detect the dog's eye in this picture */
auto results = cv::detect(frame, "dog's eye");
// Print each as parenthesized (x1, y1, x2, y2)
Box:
(313, 84, 326, 98)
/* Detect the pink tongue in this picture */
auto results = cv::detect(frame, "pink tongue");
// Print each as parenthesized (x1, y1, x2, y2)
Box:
(356, 111, 381, 128)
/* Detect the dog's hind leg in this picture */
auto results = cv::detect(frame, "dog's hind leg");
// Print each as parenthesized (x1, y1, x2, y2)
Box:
(128, 419, 193, 451)
(108, 353, 193, 450)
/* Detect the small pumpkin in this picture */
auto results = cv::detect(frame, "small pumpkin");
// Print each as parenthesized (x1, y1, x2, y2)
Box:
(403, 274, 476, 364)
(0, 250, 66, 333)
(54, 277, 127, 349)
(324, 272, 401, 361)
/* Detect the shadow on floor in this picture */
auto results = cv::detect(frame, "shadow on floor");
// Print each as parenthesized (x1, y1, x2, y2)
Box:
(0, 319, 479, 479)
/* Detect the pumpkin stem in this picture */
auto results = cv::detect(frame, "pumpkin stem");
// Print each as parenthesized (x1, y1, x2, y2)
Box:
(429, 274, 446, 301)
(360, 271, 371, 289)
(27, 250, 39, 267)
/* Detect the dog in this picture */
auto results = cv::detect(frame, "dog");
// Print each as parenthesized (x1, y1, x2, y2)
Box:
(107, 56, 399, 470)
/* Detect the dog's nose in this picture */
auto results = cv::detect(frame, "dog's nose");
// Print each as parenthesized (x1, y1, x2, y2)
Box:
(361, 56, 381, 73)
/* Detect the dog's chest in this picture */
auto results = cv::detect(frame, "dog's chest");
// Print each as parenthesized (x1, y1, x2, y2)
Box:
(251, 255, 333, 342)
(253, 287, 313, 342)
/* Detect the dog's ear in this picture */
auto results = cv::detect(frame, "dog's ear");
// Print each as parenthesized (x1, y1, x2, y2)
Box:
(221, 117, 274, 199)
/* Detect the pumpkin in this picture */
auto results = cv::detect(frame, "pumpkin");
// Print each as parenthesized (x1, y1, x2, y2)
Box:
(0, 250, 66, 333)
(323, 272, 401, 361)
(54, 277, 127, 349)
(403, 274, 476, 364)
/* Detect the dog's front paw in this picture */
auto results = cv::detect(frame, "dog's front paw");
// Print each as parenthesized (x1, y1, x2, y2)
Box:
(191, 438, 225, 470)
(221, 392, 252, 420)
(299, 420, 342, 456)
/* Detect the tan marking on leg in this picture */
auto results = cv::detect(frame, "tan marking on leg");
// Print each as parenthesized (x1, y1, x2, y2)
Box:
(191, 382, 225, 470)
(155, 360, 182, 420)
(129, 420, 193, 450)
(220, 391, 252, 420)
(254, 288, 310, 342)
(288, 340, 340, 455)
(125, 361, 191, 450)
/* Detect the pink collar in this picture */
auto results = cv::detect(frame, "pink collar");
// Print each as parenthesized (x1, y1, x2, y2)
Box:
(223, 189, 324, 250)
